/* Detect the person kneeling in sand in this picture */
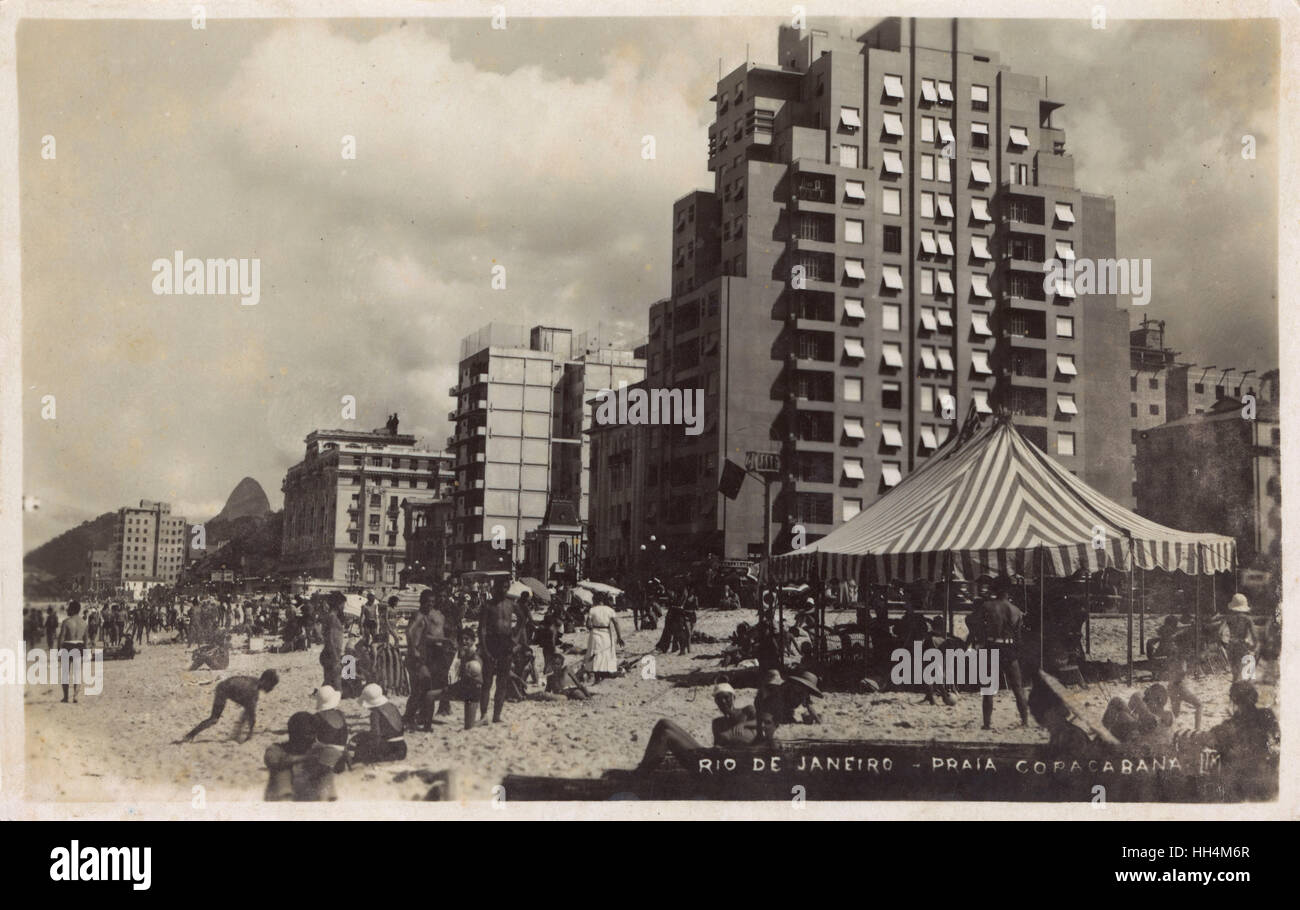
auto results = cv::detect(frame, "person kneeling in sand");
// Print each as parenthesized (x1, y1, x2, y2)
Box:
(634, 683, 773, 773)
(265, 711, 345, 802)
(350, 683, 407, 764)
(180, 669, 279, 743)
(537, 653, 591, 701)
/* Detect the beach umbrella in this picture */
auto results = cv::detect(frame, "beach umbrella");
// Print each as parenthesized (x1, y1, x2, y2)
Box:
(519, 577, 552, 603)
(506, 580, 531, 600)
(571, 587, 594, 605)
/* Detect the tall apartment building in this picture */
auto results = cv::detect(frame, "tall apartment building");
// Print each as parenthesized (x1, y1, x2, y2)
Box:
(448, 324, 644, 573)
(111, 500, 188, 589)
(280, 424, 454, 586)
(643, 17, 1130, 561)
(587, 381, 652, 575)
(1128, 317, 1274, 501)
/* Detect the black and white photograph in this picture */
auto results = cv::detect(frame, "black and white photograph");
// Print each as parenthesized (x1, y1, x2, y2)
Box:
(3, 0, 1295, 825)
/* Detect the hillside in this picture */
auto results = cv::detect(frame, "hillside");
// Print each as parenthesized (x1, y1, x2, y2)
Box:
(23, 511, 117, 580)
(210, 476, 272, 524)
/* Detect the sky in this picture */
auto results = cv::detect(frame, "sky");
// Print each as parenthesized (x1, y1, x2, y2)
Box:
(19, 15, 1279, 549)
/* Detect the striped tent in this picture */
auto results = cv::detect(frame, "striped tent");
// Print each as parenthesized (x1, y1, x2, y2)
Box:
(769, 416, 1235, 584)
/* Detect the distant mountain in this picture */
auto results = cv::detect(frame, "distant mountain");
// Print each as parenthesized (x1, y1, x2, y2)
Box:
(210, 477, 272, 524)
(23, 511, 117, 581)
(187, 510, 283, 580)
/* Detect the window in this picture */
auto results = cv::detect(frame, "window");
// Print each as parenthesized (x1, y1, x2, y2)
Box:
(937, 232, 954, 257)
(882, 225, 901, 252)
(1194, 382, 1205, 394)
(1057, 393, 1079, 415)
(844, 298, 866, 320)
(881, 265, 904, 290)
(1057, 432, 1076, 457)
(882, 462, 903, 487)
(882, 343, 904, 368)
(845, 180, 866, 202)
(844, 377, 863, 402)
(921, 269, 934, 294)
(1054, 203, 1076, 224)
(936, 271, 954, 295)
(936, 157, 950, 183)
(922, 115, 935, 142)
(882, 303, 901, 331)
(936, 308, 953, 329)
(882, 422, 903, 448)
(1055, 316, 1074, 337)
(845, 218, 865, 244)
(1130, 376, 1138, 392)
(1148, 377, 1160, 390)
(1010, 163, 1030, 185)
(882, 112, 904, 138)
(936, 119, 955, 144)
(970, 236, 991, 260)
(920, 191, 934, 218)
(971, 351, 992, 375)
(921, 154, 934, 180)
(920, 385, 934, 413)
(882, 74, 904, 99)
(882, 149, 904, 175)
(971, 121, 989, 148)
(1149, 404, 1160, 416)
(845, 259, 867, 281)
(1130, 403, 1138, 417)
(920, 229, 937, 255)
(971, 197, 992, 222)
(921, 78, 938, 103)
(843, 417, 866, 440)
(1055, 240, 1075, 261)
(842, 498, 863, 522)
(920, 307, 938, 332)
(920, 345, 937, 370)
(936, 195, 954, 218)
(1056, 354, 1078, 376)
(971, 312, 993, 336)
(881, 187, 900, 214)
(843, 459, 865, 481)
(970, 160, 991, 184)
(839, 144, 860, 168)
(971, 274, 992, 298)
(843, 337, 866, 360)
(1009, 126, 1030, 148)
(920, 425, 938, 451)
(937, 81, 953, 103)
(971, 84, 989, 110)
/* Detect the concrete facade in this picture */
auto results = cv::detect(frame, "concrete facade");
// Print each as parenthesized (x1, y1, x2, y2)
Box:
(111, 500, 188, 586)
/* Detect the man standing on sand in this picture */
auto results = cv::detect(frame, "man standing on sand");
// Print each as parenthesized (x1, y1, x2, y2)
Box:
(320, 594, 345, 692)
(967, 579, 1029, 730)
(180, 669, 280, 743)
(57, 601, 89, 703)
(403, 599, 433, 730)
(478, 580, 528, 725)
(44, 606, 59, 651)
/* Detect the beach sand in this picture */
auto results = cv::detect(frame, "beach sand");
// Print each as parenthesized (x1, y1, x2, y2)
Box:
(23, 607, 1235, 805)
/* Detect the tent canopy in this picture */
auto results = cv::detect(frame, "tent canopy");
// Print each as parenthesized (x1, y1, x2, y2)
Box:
(770, 416, 1235, 584)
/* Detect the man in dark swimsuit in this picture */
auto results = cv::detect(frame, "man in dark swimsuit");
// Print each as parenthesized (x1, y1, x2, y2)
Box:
(179, 669, 279, 743)
(478, 581, 527, 724)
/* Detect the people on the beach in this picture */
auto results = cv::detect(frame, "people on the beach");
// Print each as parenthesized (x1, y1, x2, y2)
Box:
(967, 580, 1029, 729)
(1219, 593, 1256, 682)
(1153, 614, 1202, 731)
(635, 689, 780, 774)
(57, 600, 88, 703)
(582, 599, 623, 682)
(350, 684, 407, 764)
(478, 580, 527, 725)
(264, 711, 343, 802)
(180, 669, 279, 743)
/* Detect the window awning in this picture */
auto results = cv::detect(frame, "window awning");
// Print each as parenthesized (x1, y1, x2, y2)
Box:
(971, 122, 989, 136)
(971, 85, 989, 103)
(971, 312, 993, 336)
(1055, 241, 1076, 260)
(971, 274, 992, 297)
(840, 107, 862, 129)
(881, 265, 904, 290)
(1057, 355, 1078, 376)
(971, 161, 991, 184)
(971, 236, 992, 259)
(882, 463, 903, 487)
(1058, 394, 1079, 415)
(882, 150, 904, 174)
(844, 299, 866, 320)
(936, 308, 953, 328)
(844, 259, 868, 281)
(845, 181, 866, 200)
(1055, 279, 1077, 299)
(920, 426, 938, 449)
(971, 198, 992, 221)
(882, 344, 904, 367)
(843, 460, 865, 480)
(936, 271, 955, 295)
(921, 79, 938, 102)
(1009, 126, 1031, 147)
(1054, 203, 1076, 223)
(937, 81, 954, 102)
(920, 232, 937, 254)
(972, 390, 992, 413)
(882, 113, 904, 136)
(937, 233, 954, 256)
(883, 75, 905, 99)
(971, 351, 993, 374)
(843, 338, 866, 359)
(937, 348, 954, 372)
(936, 195, 954, 218)
(937, 121, 955, 144)
(920, 347, 937, 370)
(882, 423, 903, 447)
(844, 419, 866, 439)
(920, 308, 938, 331)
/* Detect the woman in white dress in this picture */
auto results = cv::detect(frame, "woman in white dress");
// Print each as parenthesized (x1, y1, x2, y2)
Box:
(583, 601, 624, 682)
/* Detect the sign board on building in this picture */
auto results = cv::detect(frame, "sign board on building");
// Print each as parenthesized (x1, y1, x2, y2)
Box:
(745, 451, 783, 474)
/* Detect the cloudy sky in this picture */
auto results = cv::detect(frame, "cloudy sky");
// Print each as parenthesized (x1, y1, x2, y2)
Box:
(20, 15, 1278, 549)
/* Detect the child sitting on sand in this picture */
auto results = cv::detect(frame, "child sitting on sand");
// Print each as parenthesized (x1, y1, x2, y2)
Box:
(541, 653, 591, 701)
(350, 684, 407, 764)
(265, 711, 344, 802)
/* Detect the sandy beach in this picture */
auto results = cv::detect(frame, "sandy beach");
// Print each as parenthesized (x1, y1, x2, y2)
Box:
(23, 606, 1237, 804)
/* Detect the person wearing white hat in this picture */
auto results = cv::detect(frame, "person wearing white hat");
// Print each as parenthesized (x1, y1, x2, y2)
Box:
(1220, 593, 1257, 681)
(634, 680, 770, 774)
(350, 683, 407, 764)
(312, 685, 350, 760)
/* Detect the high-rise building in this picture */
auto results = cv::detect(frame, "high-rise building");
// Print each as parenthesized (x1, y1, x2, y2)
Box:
(587, 380, 651, 576)
(280, 422, 454, 587)
(1128, 317, 1273, 502)
(642, 17, 1131, 561)
(111, 500, 188, 591)
(448, 324, 645, 573)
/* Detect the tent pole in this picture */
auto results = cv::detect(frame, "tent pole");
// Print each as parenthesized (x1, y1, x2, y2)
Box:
(945, 551, 952, 636)
(1084, 570, 1091, 655)
(1038, 547, 1045, 667)
(1126, 538, 1134, 687)
(1139, 566, 1145, 655)
(1194, 546, 1201, 674)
